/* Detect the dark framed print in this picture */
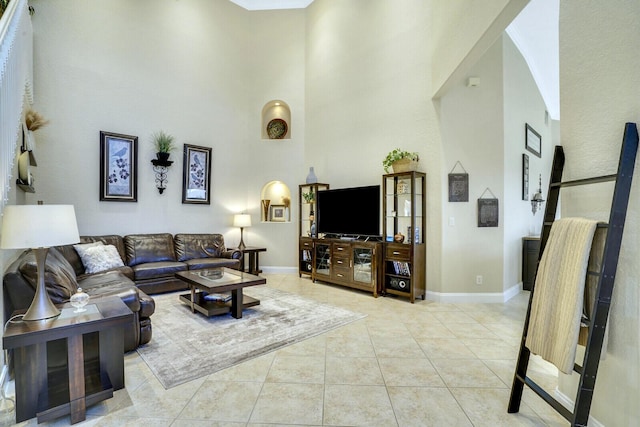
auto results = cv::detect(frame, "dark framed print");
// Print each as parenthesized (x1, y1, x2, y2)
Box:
(182, 144, 212, 204)
(448, 173, 469, 202)
(99, 131, 138, 202)
(525, 123, 541, 158)
(522, 153, 529, 201)
(270, 204, 286, 222)
(478, 198, 499, 227)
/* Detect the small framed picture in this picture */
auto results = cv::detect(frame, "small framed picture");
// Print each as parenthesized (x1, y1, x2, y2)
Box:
(99, 131, 138, 202)
(182, 144, 212, 204)
(525, 123, 541, 158)
(478, 198, 499, 227)
(522, 153, 529, 201)
(270, 204, 286, 222)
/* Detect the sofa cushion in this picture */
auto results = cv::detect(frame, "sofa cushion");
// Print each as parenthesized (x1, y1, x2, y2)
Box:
(174, 233, 225, 261)
(75, 244, 125, 274)
(78, 271, 141, 313)
(18, 247, 78, 303)
(185, 257, 240, 270)
(81, 235, 127, 263)
(131, 261, 187, 280)
(124, 233, 176, 266)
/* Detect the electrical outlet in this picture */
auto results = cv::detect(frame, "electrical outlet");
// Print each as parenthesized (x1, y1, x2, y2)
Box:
(476, 275, 483, 285)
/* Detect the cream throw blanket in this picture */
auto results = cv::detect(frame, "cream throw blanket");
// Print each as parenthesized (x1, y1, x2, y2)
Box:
(526, 217, 598, 374)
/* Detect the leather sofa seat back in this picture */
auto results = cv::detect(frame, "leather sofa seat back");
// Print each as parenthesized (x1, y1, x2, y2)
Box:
(174, 233, 225, 261)
(55, 235, 126, 276)
(124, 233, 176, 266)
(17, 247, 78, 304)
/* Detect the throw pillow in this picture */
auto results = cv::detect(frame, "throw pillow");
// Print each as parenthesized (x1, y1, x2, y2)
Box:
(73, 241, 104, 260)
(76, 244, 125, 274)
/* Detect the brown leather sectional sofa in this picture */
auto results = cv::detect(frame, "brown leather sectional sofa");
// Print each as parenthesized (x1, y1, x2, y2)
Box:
(3, 233, 241, 351)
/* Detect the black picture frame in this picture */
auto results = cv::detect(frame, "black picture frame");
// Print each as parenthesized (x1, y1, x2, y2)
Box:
(478, 198, 499, 227)
(522, 153, 529, 201)
(525, 123, 541, 158)
(99, 131, 138, 202)
(448, 173, 469, 202)
(182, 144, 212, 204)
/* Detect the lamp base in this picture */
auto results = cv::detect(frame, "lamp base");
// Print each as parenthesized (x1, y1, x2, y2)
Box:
(22, 248, 60, 321)
(238, 227, 246, 251)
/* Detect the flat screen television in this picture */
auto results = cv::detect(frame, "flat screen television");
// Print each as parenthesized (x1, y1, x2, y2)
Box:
(316, 185, 380, 238)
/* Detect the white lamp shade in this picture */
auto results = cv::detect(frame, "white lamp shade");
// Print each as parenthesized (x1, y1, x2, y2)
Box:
(233, 214, 252, 228)
(1, 205, 80, 249)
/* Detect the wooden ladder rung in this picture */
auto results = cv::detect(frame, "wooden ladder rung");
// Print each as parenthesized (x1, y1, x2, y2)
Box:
(521, 375, 573, 421)
(550, 174, 617, 188)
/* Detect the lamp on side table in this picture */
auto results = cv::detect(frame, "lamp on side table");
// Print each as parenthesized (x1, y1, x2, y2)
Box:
(0, 204, 80, 321)
(233, 213, 251, 251)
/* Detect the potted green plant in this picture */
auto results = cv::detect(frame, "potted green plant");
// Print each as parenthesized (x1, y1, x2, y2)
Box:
(152, 130, 176, 161)
(383, 148, 420, 173)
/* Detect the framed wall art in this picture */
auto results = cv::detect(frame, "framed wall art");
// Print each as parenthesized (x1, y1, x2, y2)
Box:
(99, 131, 138, 202)
(522, 153, 529, 201)
(477, 188, 499, 227)
(525, 123, 541, 158)
(270, 204, 286, 222)
(182, 144, 212, 204)
(448, 161, 469, 202)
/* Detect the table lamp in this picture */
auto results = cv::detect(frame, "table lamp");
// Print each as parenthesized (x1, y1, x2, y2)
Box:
(0, 205, 80, 321)
(233, 213, 251, 251)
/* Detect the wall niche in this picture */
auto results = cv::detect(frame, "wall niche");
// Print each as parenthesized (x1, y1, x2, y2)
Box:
(260, 180, 291, 222)
(262, 100, 291, 140)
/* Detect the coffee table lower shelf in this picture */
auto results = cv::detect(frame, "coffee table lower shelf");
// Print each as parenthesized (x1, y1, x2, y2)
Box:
(179, 291, 260, 317)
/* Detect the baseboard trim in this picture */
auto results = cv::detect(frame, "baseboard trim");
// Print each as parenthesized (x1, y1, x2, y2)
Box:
(262, 266, 298, 274)
(426, 283, 522, 303)
(554, 387, 605, 427)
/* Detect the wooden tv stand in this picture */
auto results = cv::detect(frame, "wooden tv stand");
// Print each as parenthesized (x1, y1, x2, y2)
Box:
(300, 237, 382, 297)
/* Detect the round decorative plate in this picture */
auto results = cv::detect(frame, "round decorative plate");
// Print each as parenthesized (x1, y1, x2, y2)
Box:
(267, 118, 288, 139)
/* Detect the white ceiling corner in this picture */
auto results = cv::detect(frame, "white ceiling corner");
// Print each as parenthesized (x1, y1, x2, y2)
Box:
(228, 0, 315, 11)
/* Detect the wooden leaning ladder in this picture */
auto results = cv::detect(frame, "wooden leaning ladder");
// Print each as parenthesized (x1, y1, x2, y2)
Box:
(508, 122, 639, 426)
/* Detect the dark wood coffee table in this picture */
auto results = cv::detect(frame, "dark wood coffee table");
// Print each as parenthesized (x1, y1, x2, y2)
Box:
(175, 267, 266, 318)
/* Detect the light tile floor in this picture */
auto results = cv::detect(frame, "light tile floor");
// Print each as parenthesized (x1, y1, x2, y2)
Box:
(6, 273, 570, 426)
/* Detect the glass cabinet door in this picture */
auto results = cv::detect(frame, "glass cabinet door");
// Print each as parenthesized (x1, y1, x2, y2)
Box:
(352, 246, 374, 284)
(314, 242, 330, 277)
(383, 173, 424, 244)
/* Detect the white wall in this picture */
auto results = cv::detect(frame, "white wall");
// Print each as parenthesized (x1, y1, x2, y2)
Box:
(438, 34, 552, 298)
(305, 0, 443, 292)
(28, 0, 306, 268)
(557, 1, 640, 424)
(502, 34, 553, 292)
(439, 36, 505, 296)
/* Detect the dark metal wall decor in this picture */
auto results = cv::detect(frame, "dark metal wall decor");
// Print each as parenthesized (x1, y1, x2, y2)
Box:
(448, 161, 469, 202)
(477, 187, 499, 227)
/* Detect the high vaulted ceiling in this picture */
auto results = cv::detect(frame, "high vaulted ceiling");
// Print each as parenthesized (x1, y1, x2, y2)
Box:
(228, 0, 315, 10)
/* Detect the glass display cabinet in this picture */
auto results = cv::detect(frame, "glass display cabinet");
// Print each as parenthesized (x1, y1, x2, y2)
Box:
(298, 183, 329, 278)
(382, 171, 426, 302)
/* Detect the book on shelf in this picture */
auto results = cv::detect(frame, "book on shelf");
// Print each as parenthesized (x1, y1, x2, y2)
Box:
(203, 293, 232, 302)
(391, 261, 411, 276)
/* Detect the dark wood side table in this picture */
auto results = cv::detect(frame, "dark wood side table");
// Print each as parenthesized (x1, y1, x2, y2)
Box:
(3, 297, 132, 425)
(238, 246, 267, 275)
(522, 236, 541, 291)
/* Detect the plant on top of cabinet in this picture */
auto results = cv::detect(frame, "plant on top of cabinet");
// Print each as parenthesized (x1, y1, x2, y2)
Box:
(383, 148, 420, 173)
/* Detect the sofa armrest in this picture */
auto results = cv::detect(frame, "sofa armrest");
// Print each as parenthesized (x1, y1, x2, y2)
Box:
(222, 249, 242, 260)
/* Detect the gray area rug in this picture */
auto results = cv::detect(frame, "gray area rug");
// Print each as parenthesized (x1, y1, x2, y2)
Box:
(136, 286, 367, 389)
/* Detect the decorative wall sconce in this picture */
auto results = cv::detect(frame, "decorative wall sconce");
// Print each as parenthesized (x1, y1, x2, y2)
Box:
(531, 174, 545, 215)
(151, 157, 173, 194)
